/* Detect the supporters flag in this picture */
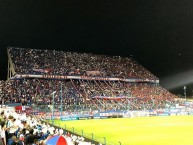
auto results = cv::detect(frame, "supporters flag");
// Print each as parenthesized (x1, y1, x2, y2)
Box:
(32, 68, 51, 73)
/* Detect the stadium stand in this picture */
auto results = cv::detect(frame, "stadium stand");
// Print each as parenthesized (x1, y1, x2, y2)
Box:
(0, 107, 97, 145)
(1, 47, 179, 111)
(0, 47, 184, 145)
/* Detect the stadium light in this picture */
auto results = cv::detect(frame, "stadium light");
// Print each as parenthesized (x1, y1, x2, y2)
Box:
(51, 91, 56, 126)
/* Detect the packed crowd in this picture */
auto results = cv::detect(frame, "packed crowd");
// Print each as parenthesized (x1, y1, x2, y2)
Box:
(0, 108, 97, 145)
(9, 47, 158, 80)
(0, 78, 178, 111)
(0, 79, 86, 110)
(0, 47, 180, 112)
(127, 83, 177, 110)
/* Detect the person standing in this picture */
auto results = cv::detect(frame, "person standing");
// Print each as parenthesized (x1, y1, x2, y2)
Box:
(7, 117, 18, 139)
(16, 135, 25, 145)
(7, 136, 17, 145)
(0, 121, 6, 145)
(25, 129, 39, 145)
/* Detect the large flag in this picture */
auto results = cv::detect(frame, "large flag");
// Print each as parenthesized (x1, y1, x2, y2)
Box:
(32, 68, 51, 73)
(86, 71, 101, 76)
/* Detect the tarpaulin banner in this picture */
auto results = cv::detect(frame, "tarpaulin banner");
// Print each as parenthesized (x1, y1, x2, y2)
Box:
(12, 74, 159, 83)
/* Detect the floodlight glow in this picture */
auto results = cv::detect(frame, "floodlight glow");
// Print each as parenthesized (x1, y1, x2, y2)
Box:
(161, 70, 193, 89)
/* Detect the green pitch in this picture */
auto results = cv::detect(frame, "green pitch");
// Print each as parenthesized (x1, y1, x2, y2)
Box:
(53, 116, 193, 145)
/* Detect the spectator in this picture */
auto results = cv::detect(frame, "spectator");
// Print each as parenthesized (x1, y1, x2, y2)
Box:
(17, 134, 25, 145)
(7, 136, 17, 145)
(0, 121, 6, 145)
(32, 139, 39, 145)
(25, 129, 39, 145)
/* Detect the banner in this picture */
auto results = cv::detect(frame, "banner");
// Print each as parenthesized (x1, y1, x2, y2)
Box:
(125, 111, 150, 118)
(11, 74, 159, 83)
(156, 109, 170, 116)
(157, 113, 170, 116)
(60, 116, 78, 121)
(86, 71, 102, 76)
(91, 96, 131, 100)
(32, 68, 51, 73)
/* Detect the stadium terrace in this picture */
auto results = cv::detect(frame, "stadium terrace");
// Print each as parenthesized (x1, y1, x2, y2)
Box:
(1, 47, 179, 112)
(1, 47, 193, 145)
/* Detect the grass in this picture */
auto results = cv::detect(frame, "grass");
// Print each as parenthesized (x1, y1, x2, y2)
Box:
(52, 116, 193, 145)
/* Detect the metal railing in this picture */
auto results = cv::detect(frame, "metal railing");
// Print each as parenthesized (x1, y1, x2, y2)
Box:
(52, 121, 122, 145)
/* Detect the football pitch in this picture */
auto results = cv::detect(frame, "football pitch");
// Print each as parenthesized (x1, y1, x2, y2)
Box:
(53, 116, 193, 145)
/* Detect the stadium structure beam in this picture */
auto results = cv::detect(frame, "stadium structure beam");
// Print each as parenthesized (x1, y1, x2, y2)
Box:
(60, 83, 63, 117)
(51, 91, 56, 126)
(7, 47, 11, 79)
(7, 47, 16, 79)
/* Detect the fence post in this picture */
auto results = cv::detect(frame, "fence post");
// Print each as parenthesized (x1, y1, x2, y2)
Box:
(103, 137, 106, 145)
(81, 130, 84, 137)
(72, 127, 74, 133)
(91, 133, 94, 144)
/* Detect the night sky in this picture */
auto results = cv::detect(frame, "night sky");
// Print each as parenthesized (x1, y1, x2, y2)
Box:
(1, 0, 193, 96)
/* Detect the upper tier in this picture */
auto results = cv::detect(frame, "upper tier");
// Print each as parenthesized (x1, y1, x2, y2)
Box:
(9, 47, 158, 80)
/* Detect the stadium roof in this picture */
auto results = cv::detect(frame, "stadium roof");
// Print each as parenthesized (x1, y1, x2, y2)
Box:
(0, 0, 193, 96)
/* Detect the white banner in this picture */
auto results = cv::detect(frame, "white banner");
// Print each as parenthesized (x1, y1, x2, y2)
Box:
(11, 74, 159, 83)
